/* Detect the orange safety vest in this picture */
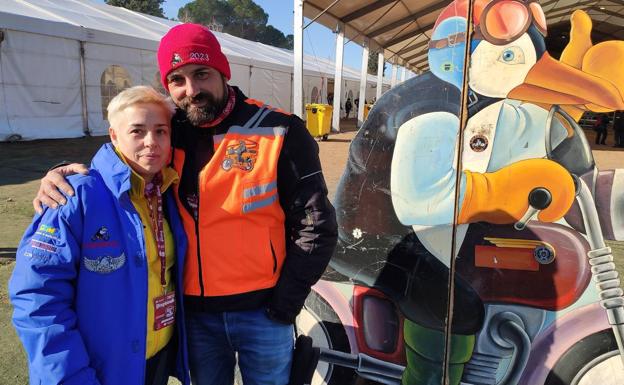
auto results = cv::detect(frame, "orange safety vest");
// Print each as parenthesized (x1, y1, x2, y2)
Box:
(173, 107, 287, 297)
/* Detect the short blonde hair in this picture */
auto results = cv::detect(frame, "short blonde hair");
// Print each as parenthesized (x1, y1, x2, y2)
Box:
(107, 86, 176, 128)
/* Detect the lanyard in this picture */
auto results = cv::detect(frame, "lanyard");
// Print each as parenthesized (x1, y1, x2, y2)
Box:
(145, 174, 167, 289)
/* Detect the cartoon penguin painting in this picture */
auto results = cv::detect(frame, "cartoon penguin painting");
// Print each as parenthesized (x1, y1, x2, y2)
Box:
(331, 1, 624, 384)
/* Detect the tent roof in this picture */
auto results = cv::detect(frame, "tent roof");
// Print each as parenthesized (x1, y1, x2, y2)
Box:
(0, 0, 390, 84)
(303, 0, 624, 73)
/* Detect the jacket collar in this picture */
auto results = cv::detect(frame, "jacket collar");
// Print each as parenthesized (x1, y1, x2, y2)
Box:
(91, 143, 179, 200)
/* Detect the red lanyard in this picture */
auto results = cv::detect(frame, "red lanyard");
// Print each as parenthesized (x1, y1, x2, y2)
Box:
(145, 174, 167, 289)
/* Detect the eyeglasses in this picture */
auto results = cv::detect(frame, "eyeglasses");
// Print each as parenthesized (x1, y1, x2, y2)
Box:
(428, 0, 547, 50)
(474, 0, 547, 45)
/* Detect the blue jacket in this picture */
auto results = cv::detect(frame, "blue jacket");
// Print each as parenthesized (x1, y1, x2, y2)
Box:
(9, 143, 190, 385)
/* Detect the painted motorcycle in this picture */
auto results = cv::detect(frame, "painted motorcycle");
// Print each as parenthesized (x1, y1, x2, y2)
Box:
(297, 1, 624, 384)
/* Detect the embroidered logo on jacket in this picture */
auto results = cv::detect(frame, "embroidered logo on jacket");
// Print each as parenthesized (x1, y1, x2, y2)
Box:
(91, 226, 110, 241)
(83, 253, 126, 274)
(38, 224, 57, 235)
(31, 239, 57, 253)
(35, 224, 59, 240)
(221, 140, 258, 171)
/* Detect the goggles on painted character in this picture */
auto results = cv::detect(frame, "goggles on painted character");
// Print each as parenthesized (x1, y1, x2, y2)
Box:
(474, 0, 547, 45)
(428, 0, 547, 49)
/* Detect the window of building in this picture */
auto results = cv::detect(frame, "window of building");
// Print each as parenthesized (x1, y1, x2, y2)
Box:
(101, 65, 132, 120)
(311, 86, 319, 104)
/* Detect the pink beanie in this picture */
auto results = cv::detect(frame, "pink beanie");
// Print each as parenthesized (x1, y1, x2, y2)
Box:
(157, 23, 231, 90)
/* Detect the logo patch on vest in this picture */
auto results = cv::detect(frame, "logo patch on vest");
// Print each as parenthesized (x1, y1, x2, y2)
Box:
(83, 253, 126, 274)
(222, 140, 258, 171)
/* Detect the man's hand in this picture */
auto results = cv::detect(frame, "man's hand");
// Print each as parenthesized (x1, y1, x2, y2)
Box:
(33, 163, 89, 214)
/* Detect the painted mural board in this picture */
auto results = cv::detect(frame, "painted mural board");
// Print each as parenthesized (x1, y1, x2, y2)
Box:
(299, 1, 624, 384)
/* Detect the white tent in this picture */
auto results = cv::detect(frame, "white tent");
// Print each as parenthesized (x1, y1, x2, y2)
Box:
(0, 0, 391, 141)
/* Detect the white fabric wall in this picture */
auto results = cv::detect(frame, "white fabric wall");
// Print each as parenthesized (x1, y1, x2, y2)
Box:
(84, 42, 143, 135)
(303, 75, 323, 105)
(0, 31, 390, 141)
(140, 50, 161, 91)
(249, 67, 291, 112)
(0, 30, 83, 140)
(230, 63, 251, 95)
(0, 37, 10, 139)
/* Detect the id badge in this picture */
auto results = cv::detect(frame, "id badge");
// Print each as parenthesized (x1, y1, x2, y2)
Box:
(153, 291, 176, 331)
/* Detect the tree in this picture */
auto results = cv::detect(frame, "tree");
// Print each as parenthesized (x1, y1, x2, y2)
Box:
(178, 0, 293, 49)
(106, 0, 165, 18)
(258, 25, 292, 49)
(368, 50, 387, 75)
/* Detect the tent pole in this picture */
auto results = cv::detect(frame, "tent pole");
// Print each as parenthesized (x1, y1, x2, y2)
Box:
(376, 51, 384, 102)
(390, 60, 397, 88)
(79, 41, 89, 136)
(357, 38, 368, 128)
(293, 0, 304, 117)
(332, 22, 344, 133)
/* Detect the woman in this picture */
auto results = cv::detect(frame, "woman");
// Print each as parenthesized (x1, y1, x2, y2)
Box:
(9, 86, 189, 385)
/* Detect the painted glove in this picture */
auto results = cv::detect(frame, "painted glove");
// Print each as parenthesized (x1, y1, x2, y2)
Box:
(458, 158, 575, 225)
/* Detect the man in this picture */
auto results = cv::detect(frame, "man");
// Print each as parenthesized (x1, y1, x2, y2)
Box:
(344, 98, 352, 118)
(594, 113, 609, 145)
(613, 110, 624, 147)
(33, 24, 338, 385)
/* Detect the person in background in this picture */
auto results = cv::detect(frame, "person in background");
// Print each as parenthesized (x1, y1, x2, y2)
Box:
(345, 97, 353, 118)
(31, 23, 337, 385)
(10, 86, 190, 385)
(613, 111, 624, 147)
(594, 112, 609, 145)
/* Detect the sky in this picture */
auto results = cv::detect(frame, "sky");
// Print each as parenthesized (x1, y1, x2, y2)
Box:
(158, 0, 392, 77)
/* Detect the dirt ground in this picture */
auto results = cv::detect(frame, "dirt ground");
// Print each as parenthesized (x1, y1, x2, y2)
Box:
(0, 119, 623, 383)
(1, 120, 622, 253)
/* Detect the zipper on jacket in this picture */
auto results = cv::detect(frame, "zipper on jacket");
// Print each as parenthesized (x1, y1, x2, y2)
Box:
(195, 183, 205, 296)
(269, 240, 277, 274)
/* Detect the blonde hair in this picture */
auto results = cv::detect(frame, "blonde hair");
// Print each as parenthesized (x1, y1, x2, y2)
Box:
(107, 86, 176, 128)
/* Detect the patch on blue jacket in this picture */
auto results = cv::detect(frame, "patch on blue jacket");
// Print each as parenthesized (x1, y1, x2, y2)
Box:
(35, 224, 59, 240)
(83, 253, 126, 274)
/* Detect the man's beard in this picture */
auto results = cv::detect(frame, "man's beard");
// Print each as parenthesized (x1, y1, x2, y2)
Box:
(180, 90, 228, 126)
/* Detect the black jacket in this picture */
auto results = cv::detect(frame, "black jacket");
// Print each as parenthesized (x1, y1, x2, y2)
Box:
(172, 86, 338, 324)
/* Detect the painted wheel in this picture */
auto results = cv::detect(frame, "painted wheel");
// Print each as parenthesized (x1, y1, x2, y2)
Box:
(297, 290, 356, 385)
(545, 329, 624, 385)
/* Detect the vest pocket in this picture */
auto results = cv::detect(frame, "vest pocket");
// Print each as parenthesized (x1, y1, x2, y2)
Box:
(269, 240, 277, 274)
(269, 226, 286, 275)
(242, 225, 276, 278)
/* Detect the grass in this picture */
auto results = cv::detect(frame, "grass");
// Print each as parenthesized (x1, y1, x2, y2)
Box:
(0, 260, 28, 384)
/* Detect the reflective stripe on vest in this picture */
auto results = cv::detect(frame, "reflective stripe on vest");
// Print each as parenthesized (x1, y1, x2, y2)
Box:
(173, 107, 288, 297)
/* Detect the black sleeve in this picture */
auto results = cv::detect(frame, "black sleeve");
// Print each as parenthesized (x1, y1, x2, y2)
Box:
(267, 115, 338, 324)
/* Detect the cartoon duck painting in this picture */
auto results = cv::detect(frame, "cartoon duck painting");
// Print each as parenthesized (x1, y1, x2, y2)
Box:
(331, 1, 624, 384)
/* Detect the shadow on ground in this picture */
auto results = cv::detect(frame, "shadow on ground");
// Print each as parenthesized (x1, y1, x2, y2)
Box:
(0, 136, 109, 186)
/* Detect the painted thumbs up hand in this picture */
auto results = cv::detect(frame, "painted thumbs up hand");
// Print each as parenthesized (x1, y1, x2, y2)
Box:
(560, 10, 624, 113)
(458, 159, 576, 225)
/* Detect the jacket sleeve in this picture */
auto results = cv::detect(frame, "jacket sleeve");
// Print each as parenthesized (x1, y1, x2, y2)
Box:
(9, 197, 101, 385)
(269, 115, 338, 324)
